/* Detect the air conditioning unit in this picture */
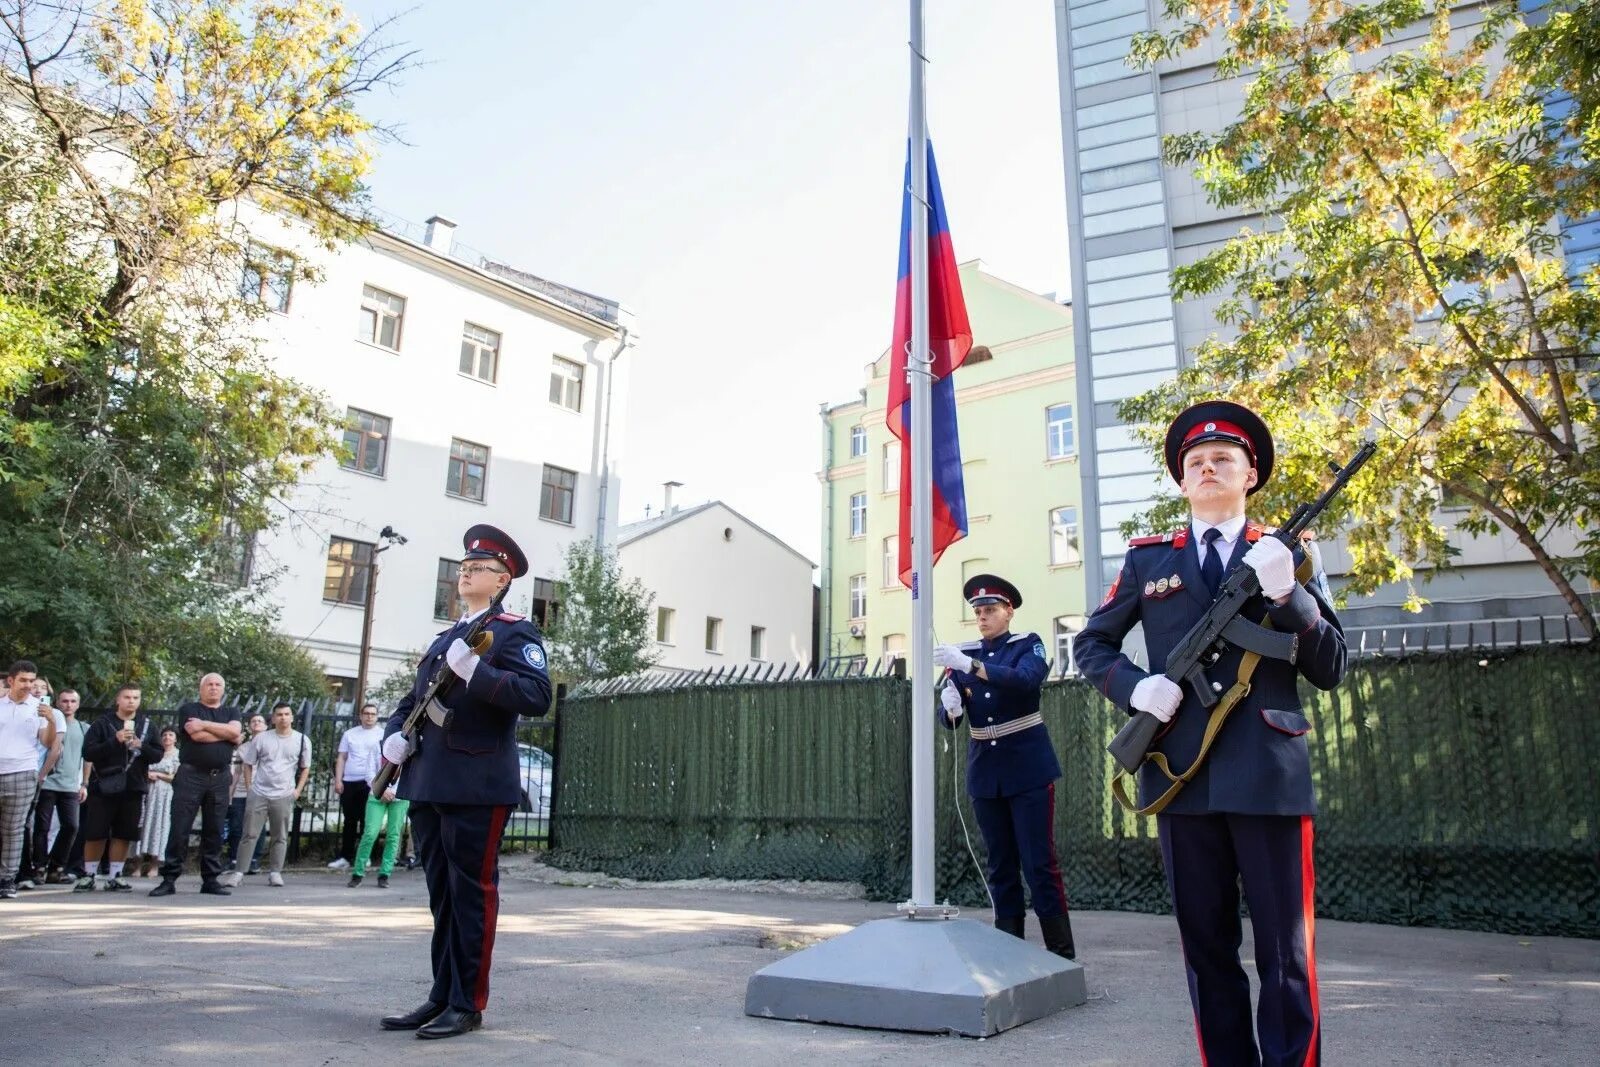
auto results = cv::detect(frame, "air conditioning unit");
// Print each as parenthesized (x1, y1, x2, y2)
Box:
(848, 623, 865, 638)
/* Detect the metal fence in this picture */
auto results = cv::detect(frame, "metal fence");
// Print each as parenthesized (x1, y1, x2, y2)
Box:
(546, 639, 1600, 938)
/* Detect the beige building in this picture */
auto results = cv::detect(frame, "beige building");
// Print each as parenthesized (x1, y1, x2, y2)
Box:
(820, 262, 1087, 672)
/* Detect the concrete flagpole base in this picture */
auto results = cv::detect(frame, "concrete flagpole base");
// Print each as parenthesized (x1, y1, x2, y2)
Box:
(744, 916, 1087, 1037)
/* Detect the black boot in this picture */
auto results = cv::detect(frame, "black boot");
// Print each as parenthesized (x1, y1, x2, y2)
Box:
(1039, 913, 1076, 960)
(994, 914, 1025, 939)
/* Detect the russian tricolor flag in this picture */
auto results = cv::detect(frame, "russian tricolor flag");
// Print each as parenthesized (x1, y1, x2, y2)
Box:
(885, 141, 971, 589)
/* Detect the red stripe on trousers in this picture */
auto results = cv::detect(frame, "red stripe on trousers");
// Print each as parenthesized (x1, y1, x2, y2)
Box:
(471, 804, 511, 1011)
(1301, 815, 1321, 1067)
(1046, 782, 1070, 912)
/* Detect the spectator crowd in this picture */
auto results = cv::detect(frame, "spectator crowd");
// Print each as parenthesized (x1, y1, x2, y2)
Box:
(0, 661, 413, 899)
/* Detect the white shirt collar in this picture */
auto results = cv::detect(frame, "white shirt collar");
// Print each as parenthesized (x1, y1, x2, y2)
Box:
(1192, 513, 1247, 548)
(0, 693, 39, 711)
(458, 606, 489, 625)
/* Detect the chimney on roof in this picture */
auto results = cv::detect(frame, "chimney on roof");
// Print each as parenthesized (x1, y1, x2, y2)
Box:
(423, 215, 457, 253)
(663, 480, 683, 515)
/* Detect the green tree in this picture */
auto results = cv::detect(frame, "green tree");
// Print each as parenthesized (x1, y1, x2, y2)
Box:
(544, 539, 659, 682)
(0, 1, 409, 688)
(1126, 0, 1600, 635)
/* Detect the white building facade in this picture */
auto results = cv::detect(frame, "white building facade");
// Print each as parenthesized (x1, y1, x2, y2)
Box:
(617, 497, 815, 674)
(243, 210, 634, 702)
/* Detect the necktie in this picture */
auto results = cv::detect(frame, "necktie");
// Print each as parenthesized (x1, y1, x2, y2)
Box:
(1201, 527, 1224, 597)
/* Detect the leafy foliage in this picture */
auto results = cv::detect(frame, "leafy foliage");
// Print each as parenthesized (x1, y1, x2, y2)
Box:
(544, 539, 659, 682)
(1125, 0, 1600, 633)
(0, 1, 408, 690)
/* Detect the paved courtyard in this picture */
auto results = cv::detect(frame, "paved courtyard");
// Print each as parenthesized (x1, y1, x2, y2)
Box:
(2, 860, 1594, 1064)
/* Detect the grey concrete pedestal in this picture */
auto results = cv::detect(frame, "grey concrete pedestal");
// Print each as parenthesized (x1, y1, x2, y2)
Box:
(744, 917, 1086, 1037)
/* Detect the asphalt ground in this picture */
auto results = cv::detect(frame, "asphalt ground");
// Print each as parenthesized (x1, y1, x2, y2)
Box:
(1, 859, 1594, 1065)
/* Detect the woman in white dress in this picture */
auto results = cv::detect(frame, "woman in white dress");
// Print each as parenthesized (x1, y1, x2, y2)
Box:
(137, 728, 180, 877)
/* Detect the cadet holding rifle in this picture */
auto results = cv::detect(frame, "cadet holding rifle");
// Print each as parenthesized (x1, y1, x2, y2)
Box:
(377, 524, 552, 1040)
(1074, 402, 1350, 1067)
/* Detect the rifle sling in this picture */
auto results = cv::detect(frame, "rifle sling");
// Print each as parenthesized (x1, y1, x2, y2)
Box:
(1111, 556, 1314, 817)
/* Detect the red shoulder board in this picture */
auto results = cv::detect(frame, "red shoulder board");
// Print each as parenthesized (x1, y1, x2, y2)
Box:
(1099, 570, 1121, 608)
(495, 612, 526, 622)
(1244, 522, 1267, 543)
(1128, 529, 1180, 548)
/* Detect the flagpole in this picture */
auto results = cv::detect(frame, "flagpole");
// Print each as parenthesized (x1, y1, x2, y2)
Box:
(906, 0, 935, 910)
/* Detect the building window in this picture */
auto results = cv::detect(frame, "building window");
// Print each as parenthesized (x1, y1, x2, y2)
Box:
(531, 577, 559, 629)
(750, 625, 766, 660)
(848, 574, 867, 619)
(459, 323, 501, 383)
(705, 616, 723, 653)
(446, 438, 489, 502)
(1050, 506, 1082, 567)
(1053, 617, 1077, 674)
(882, 536, 897, 588)
(540, 464, 577, 524)
(324, 537, 374, 605)
(550, 356, 584, 411)
(217, 521, 256, 587)
(882, 442, 900, 493)
(657, 607, 675, 644)
(359, 285, 405, 350)
(1046, 403, 1075, 460)
(849, 425, 867, 457)
(341, 408, 390, 477)
(882, 633, 905, 667)
(239, 242, 293, 313)
(434, 559, 463, 620)
(849, 493, 867, 538)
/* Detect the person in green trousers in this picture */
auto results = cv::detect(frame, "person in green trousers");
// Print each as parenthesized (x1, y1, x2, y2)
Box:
(347, 775, 409, 889)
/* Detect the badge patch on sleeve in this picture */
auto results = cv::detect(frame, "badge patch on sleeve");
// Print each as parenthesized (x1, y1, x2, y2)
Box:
(523, 642, 547, 670)
(1033, 641, 1047, 660)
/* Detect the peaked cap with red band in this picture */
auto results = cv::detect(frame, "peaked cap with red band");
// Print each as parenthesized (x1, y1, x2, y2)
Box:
(1163, 400, 1275, 494)
(462, 523, 529, 579)
(963, 572, 1022, 610)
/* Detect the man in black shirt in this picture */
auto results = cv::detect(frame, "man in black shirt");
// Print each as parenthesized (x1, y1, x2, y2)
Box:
(150, 673, 242, 897)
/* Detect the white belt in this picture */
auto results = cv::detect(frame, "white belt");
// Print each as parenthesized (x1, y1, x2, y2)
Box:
(968, 713, 1044, 741)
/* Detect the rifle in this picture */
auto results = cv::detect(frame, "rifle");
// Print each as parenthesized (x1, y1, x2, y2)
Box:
(372, 586, 507, 795)
(1107, 441, 1376, 775)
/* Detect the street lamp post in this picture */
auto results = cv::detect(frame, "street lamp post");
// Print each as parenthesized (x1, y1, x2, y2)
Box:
(354, 525, 407, 709)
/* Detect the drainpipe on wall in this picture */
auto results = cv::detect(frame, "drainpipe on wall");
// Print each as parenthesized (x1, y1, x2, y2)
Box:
(594, 326, 630, 544)
(818, 402, 834, 666)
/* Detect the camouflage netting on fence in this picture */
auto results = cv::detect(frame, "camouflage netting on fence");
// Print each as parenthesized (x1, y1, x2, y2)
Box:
(547, 645, 1600, 937)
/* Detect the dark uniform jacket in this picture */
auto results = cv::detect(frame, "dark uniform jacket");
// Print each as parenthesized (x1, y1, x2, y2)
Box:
(937, 631, 1061, 799)
(385, 610, 553, 807)
(1073, 523, 1347, 816)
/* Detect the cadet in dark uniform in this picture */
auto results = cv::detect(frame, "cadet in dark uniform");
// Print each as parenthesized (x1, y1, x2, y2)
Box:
(934, 574, 1075, 960)
(378, 524, 552, 1040)
(1074, 402, 1347, 1067)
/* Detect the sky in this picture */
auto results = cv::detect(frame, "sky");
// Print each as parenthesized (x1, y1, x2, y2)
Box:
(350, 0, 1070, 562)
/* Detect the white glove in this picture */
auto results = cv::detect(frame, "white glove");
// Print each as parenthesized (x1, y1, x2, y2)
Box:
(381, 732, 415, 765)
(1243, 536, 1296, 601)
(932, 644, 973, 673)
(1130, 675, 1183, 723)
(446, 637, 481, 682)
(940, 684, 964, 721)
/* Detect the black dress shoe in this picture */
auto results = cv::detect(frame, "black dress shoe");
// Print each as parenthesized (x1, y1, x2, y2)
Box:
(199, 882, 232, 896)
(416, 1007, 482, 1040)
(380, 1001, 445, 1031)
(148, 881, 176, 897)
